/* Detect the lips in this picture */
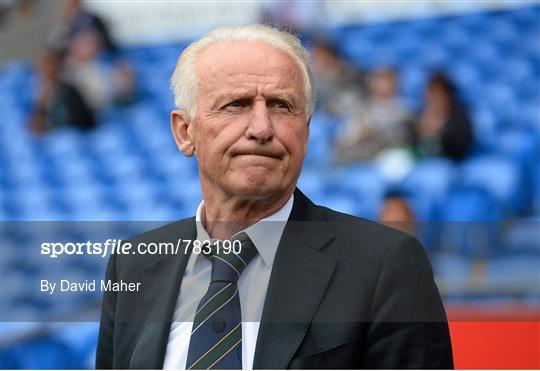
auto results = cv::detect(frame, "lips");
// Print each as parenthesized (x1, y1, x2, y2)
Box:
(232, 149, 283, 159)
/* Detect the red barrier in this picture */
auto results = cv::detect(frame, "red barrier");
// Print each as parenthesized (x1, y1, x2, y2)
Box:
(446, 306, 540, 369)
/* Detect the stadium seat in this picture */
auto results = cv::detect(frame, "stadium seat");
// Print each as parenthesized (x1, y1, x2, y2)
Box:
(501, 218, 540, 254)
(438, 186, 501, 256)
(296, 168, 327, 203)
(497, 129, 539, 213)
(457, 155, 523, 214)
(401, 158, 456, 220)
(431, 253, 473, 296)
(329, 164, 386, 220)
(483, 254, 540, 296)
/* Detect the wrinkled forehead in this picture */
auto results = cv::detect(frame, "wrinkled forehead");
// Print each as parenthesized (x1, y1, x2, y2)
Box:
(196, 41, 305, 95)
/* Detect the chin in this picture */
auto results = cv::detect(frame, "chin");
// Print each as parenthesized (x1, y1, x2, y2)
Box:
(228, 174, 282, 198)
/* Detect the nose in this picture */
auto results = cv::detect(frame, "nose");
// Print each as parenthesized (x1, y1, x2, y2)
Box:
(245, 101, 274, 144)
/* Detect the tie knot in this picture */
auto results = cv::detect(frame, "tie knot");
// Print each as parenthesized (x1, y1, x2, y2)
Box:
(205, 232, 257, 283)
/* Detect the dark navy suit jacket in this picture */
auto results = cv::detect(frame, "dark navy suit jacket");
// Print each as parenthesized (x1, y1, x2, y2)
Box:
(96, 188, 453, 369)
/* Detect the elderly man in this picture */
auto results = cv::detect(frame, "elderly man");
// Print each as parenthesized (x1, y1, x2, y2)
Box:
(96, 25, 453, 369)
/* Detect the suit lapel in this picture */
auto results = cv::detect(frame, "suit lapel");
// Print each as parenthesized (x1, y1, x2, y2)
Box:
(253, 189, 336, 369)
(132, 219, 196, 369)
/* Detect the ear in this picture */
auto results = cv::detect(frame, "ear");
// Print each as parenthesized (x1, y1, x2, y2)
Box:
(303, 117, 311, 157)
(171, 109, 195, 157)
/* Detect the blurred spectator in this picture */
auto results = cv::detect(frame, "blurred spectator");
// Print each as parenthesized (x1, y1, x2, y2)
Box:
(62, 0, 118, 54)
(62, 29, 111, 111)
(0, 0, 62, 65)
(412, 72, 473, 161)
(311, 40, 365, 119)
(379, 189, 416, 236)
(334, 68, 412, 162)
(62, 29, 134, 110)
(29, 50, 96, 134)
(49, 0, 118, 55)
(260, 1, 327, 37)
(47, 0, 135, 108)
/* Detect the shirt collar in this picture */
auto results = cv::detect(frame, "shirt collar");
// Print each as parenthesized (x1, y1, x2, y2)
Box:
(195, 193, 294, 268)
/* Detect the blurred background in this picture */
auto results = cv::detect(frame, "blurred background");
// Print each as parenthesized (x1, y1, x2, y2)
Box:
(1, 0, 539, 369)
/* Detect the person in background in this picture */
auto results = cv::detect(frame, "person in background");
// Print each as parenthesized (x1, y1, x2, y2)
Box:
(260, 1, 326, 38)
(311, 40, 365, 120)
(379, 189, 416, 236)
(48, 0, 135, 108)
(61, 0, 118, 55)
(413, 72, 473, 161)
(61, 29, 111, 111)
(62, 28, 134, 110)
(29, 49, 96, 134)
(335, 67, 412, 162)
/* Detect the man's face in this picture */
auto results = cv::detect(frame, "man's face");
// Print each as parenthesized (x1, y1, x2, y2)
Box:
(183, 41, 310, 200)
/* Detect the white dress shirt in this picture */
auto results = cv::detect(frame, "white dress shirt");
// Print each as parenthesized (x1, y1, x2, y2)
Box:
(163, 194, 294, 369)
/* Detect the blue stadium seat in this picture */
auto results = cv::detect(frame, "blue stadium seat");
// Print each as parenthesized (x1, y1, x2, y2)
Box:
(161, 177, 202, 217)
(296, 168, 327, 203)
(304, 112, 340, 168)
(514, 102, 540, 131)
(8, 335, 78, 369)
(454, 11, 491, 35)
(401, 158, 456, 220)
(316, 193, 358, 216)
(484, 254, 540, 295)
(448, 61, 482, 101)
(399, 64, 426, 93)
(328, 164, 386, 220)
(458, 154, 523, 214)
(504, 58, 535, 86)
(497, 129, 539, 212)
(337, 29, 377, 68)
(438, 186, 500, 256)
(49, 323, 100, 369)
(476, 84, 517, 128)
(431, 253, 472, 295)
(507, 5, 540, 34)
(441, 185, 500, 221)
(490, 16, 520, 47)
(501, 218, 540, 254)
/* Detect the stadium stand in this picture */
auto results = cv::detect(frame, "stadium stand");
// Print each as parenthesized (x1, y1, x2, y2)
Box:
(0, 4, 538, 369)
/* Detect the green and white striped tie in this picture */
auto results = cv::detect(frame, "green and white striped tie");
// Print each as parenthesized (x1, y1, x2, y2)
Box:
(186, 232, 257, 369)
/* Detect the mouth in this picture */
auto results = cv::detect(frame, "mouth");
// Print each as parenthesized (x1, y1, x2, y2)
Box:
(232, 150, 283, 160)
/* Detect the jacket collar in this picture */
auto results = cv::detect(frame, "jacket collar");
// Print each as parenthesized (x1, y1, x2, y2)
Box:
(253, 188, 336, 369)
(133, 219, 196, 369)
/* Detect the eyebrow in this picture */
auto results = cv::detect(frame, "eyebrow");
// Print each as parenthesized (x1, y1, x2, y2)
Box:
(212, 91, 251, 107)
(268, 93, 300, 106)
(211, 91, 301, 110)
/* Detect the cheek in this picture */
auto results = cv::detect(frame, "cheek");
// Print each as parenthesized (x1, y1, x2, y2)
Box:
(194, 118, 243, 163)
(287, 123, 309, 150)
(280, 126, 309, 165)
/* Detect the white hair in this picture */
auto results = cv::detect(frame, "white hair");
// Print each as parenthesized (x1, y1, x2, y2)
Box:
(170, 24, 315, 119)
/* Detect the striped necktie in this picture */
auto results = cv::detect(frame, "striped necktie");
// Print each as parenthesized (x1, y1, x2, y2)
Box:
(186, 232, 257, 369)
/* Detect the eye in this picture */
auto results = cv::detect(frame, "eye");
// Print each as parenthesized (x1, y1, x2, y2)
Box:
(225, 100, 249, 110)
(270, 100, 290, 110)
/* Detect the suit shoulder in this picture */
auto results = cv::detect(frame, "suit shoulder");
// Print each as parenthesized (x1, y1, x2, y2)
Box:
(313, 204, 432, 289)
(112, 217, 195, 273)
(316, 204, 417, 248)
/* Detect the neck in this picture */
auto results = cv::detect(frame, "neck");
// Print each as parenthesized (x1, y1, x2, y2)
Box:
(201, 187, 294, 240)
